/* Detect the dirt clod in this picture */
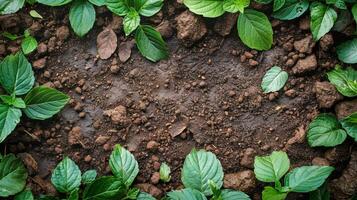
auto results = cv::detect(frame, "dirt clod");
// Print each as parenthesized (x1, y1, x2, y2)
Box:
(136, 183, 163, 198)
(214, 13, 238, 37)
(68, 126, 82, 146)
(150, 172, 160, 184)
(104, 105, 127, 125)
(33, 58, 47, 69)
(240, 148, 256, 169)
(292, 54, 317, 74)
(313, 81, 343, 108)
(176, 11, 207, 45)
(56, 26, 70, 41)
(223, 170, 256, 193)
(312, 157, 330, 166)
(335, 99, 357, 119)
(18, 153, 38, 175)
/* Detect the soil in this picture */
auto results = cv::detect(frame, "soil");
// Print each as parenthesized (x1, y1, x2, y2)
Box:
(0, 2, 356, 200)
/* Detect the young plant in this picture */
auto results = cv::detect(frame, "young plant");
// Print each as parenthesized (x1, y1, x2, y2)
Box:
(261, 66, 289, 93)
(2, 30, 38, 55)
(166, 149, 250, 200)
(254, 151, 334, 200)
(327, 65, 357, 97)
(0, 0, 38, 15)
(105, 0, 169, 62)
(160, 162, 171, 183)
(183, 0, 273, 51)
(0, 52, 69, 143)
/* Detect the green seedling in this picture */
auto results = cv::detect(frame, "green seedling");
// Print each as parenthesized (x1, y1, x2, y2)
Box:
(261, 66, 288, 93)
(160, 162, 171, 183)
(327, 66, 357, 97)
(2, 30, 38, 55)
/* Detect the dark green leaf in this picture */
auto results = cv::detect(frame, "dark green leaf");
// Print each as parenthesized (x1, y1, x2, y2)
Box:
(332, 10, 352, 32)
(51, 157, 81, 193)
(82, 170, 97, 184)
(167, 188, 207, 200)
(262, 187, 287, 200)
(124, 8, 140, 36)
(261, 66, 288, 93)
(340, 112, 357, 141)
(254, 0, 272, 4)
(0, 0, 25, 14)
(327, 66, 357, 97)
(272, 0, 309, 20)
(105, 0, 130, 16)
(23, 86, 69, 120)
(88, 0, 105, 6)
(22, 35, 38, 55)
(309, 182, 330, 200)
(126, 188, 140, 199)
(0, 105, 21, 143)
(69, 0, 96, 37)
(83, 176, 126, 200)
(337, 39, 357, 64)
(254, 151, 290, 183)
(310, 2, 337, 41)
(68, 188, 79, 200)
(353, 4, 357, 24)
(273, 0, 285, 11)
(14, 189, 34, 200)
(37, 0, 72, 6)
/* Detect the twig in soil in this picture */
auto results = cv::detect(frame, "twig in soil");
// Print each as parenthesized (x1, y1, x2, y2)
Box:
(24, 129, 41, 142)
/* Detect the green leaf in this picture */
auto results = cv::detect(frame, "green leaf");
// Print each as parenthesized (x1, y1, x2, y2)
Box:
(310, 2, 337, 41)
(51, 157, 81, 193)
(138, 0, 163, 17)
(332, 0, 346, 9)
(337, 39, 357, 64)
(88, 0, 105, 6)
(126, 188, 140, 199)
(0, 96, 26, 109)
(0, 0, 25, 14)
(273, 0, 285, 11)
(23, 86, 69, 120)
(272, 0, 309, 20)
(160, 162, 171, 182)
(135, 25, 169, 62)
(68, 188, 79, 200)
(353, 4, 357, 24)
(327, 66, 357, 97)
(183, 0, 225, 18)
(167, 188, 208, 200)
(2, 32, 19, 41)
(262, 187, 287, 200)
(105, 0, 130, 16)
(261, 66, 288, 93)
(223, 0, 250, 13)
(254, 151, 290, 183)
(0, 105, 22, 143)
(26, 0, 37, 5)
(69, 0, 95, 37)
(82, 170, 97, 184)
(83, 176, 126, 200)
(332, 9, 352, 32)
(29, 10, 43, 19)
(284, 166, 334, 192)
(219, 189, 251, 200)
(237, 9, 273, 51)
(124, 8, 140, 36)
(0, 154, 28, 197)
(137, 192, 156, 200)
(309, 182, 330, 200)
(0, 52, 35, 96)
(307, 114, 347, 147)
(14, 189, 34, 200)
(37, 0, 72, 6)
(340, 112, 357, 141)
(255, 0, 272, 4)
(182, 149, 223, 196)
(109, 144, 139, 187)
(21, 36, 38, 55)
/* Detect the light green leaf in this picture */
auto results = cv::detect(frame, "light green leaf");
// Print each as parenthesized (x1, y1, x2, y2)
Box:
(183, 0, 225, 18)
(0, 154, 28, 197)
(272, 0, 309, 20)
(14, 189, 34, 200)
(36, 0, 72, 6)
(69, 0, 96, 37)
(307, 114, 347, 147)
(0, 95, 26, 109)
(0, 52, 35, 96)
(310, 2, 337, 41)
(327, 66, 357, 97)
(2, 32, 19, 41)
(284, 166, 334, 192)
(109, 144, 139, 187)
(135, 25, 169, 62)
(219, 189, 251, 200)
(105, 0, 130, 16)
(340, 112, 357, 141)
(261, 66, 288, 93)
(0, 105, 22, 143)
(223, 0, 250, 13)
(83, 176, 126, 200)
(167, 188, 208, 200)
(337, 39, 357, 64)
(29, 10, 43, 19)
(137, 192, 156, 200)
(182, 149, 223, 196)
(138, 0, 163, 17)
(22, 35, 38, 55)
(160, 162, 171, 182)
(124, 8, 140, 36)
(88, 0, 105, 6)
(237, 9, 273, 51)
(0, 0, 25, 14)
(309, 182, 330, 200)
(23, 86, 69, 120)
(254, 151, 290, 183)
(262, 187, 287, 200)
(273, 0, 285, 11)
(82, 170, 97, 184)
(51, 157, 81, 193)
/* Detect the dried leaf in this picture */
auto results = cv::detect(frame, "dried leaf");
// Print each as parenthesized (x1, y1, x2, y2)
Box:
(97, 28, 117, 59)
(169, 119, 188, 138)
(118, 40, 135, 63)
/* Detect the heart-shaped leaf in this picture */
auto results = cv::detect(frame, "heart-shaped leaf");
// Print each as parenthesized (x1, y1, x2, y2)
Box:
(51, 157, 81, 193)
(254, 151, 290, 183)
(15, 189, 34, 200)
(261, 66, 288, 93)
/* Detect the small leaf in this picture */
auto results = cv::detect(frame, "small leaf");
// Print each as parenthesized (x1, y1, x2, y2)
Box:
(160, 162, 171, 182)
(254, 151, 290, 183)
(219, 189, 251, 200)
(105, 0, 130, 16)
(261, 66, 288, 93)
(309, 182, 330, 200)
(182, 149, 223, 195)
(23, 86, 69, 120)
(327, 66, 357, 97)
(273, 0, 285, 11)
(82, 170, 97, 184)
(51, 157, 81, 193)
(82, 176, 126, 200)
(284, 166, 334, 192)
(2, 32, 19, 40)
(272, 0, 309, 20)
(0, 0, 25, 15)
(14, 189, 34, 200)
(310, 2, 337, 41)
(137, 192, 156, 200)
(69, 0, 96, 37)
(337, 39, 357, 64)
(237, 9, 273, 50)
(183, 0, 225, 18)
(0, 52, 35, 96)
(109, 144, 139, 187)
(340, 112, 357, 141)
(37, 0, 72, 6)
(223, 0, 250, 13)
(97, 28, 117, 59)
(29, 10, 43, 19)
(135, 25, 169, 62)
(307, 114, 347, 147)
(167, 188, 207, 200)
(1, 96, 26, 109)
(21, 36, 38, 55)
(0, 154, 28, 197)
(138, 0, 163, 17)
(0, 105, 22, 143)
(262, 187, 287, 200)
(123, 9, 140, 36)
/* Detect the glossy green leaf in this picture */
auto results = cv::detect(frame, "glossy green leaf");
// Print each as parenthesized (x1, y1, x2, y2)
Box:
(182, 149, 223, 195)
(340, 112, 357, 141)
(105, 0, 130, 16)
(51, 157, 81, 193)
(37, 0, 72, 6)
(262, 187, 287, 200)
(0, 0, 25, 14)
(310, 2, 337, 41)
(183, 0, 225, 18)
(138, 0, 163, 17)
(29, 10, 43, 19)
(237, 9, 273, 51)
(160, 162, 171, 182)
(109, 144, 139, 187)
(83, 176, 126, 200)
(137, 192, 156, 200)
(69, 0, 96, 37)
(14, 189, 34, 200)
(261, 66, 288, 93)
(124, 8, 140, 36)
(0, 105, 22, 143)
(272, 0, 309, 20)
(21, 36, 38, 55)
(88, 0, 105, 6)
(254, 151, 290, 183)
(219, 189, 251, 200)
(0, 154, 28, 197)
(0, 52, 35, 96)
(23, 86, 69, 120)
(307, 114, 347, 147)
(273, 0, 285, 11)
(284, 166, 334, 192)
(309, 182, 330, 200)
(223, 0, 250, 13)
(337, 39, 357, 64)
(167, 188, 207, 200)
(327, 66, 357, 97)
(135, 25, 169, 62)
(82, 170, 97, 184)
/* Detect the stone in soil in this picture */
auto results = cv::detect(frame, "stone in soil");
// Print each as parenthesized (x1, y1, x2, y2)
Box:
(56, 26, 70, 41)
(292, 54, 317, 74)
(175, 10, 207, 45)
(135, 183, 163, 198)
(293, 35, 315, 54)
(240, 148, 256, 168)
(68, 126, 82, 146)
(214, 13, 238, 37)
(104, 105, 127, 125)
(223, 170, 256, 193)
(313, 81, 343, 108)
